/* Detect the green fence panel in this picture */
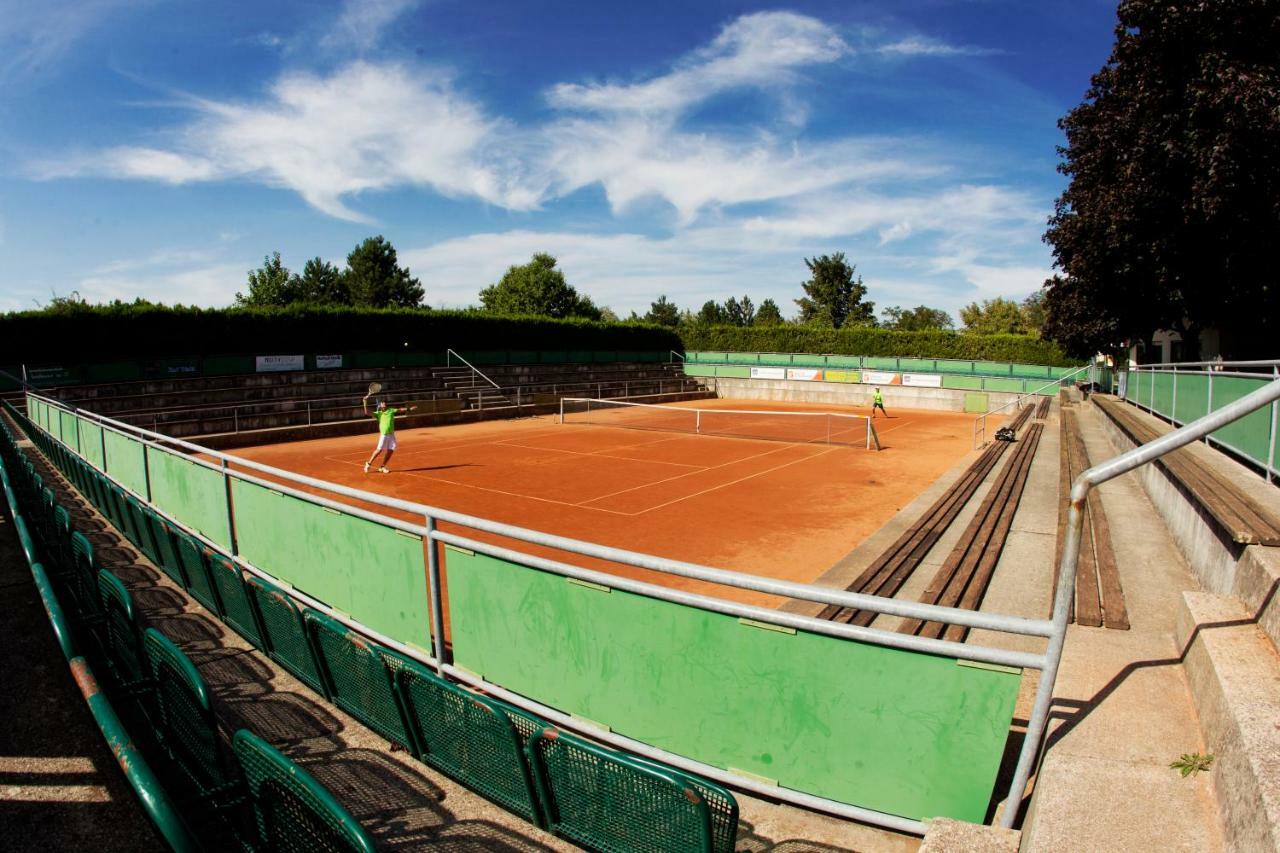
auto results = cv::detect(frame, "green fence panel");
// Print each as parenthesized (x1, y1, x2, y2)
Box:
(716, 366, 752, 379)
(86, 361, 144, 383)
(826, 355, 860, 369)
(145, 447, 233, 550)
(102, 428, 149, 498)
(972, 361, 1010, 376)
(591, 351, 618, 363)
(396, 351, 439, 367)
(1150, 372, 1175, 415)
(1172, 373, 1211, 425)
(447, 548, 1020, 823)
(824, 370, 860, 383)
(1010, 364, 1052, 380)
(230, 480, 430, 650)
(506, 350, 539, 365)
(567, 350, 594, 363)
(863, 357, 898, 371)
(682, 365, 718, 378)
(540, 350, 568, 364)
(1206, 375, 1274, 468)
(898, 358, 936, 373)
(350, 351, 396, 369)
(202, 355, 256, 376)
(790, 354, 826, 368)
(81, 421, 105, 470)
(982, 378, 1024, 394)
(636, 351, 664, 362)
(59, 411, 81, 454)
(943, 376, 984, 391)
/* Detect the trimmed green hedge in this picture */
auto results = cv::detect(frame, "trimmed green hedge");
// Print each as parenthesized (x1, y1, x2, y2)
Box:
(678, 326, 1074, 367)
(0, 304, 681, 364)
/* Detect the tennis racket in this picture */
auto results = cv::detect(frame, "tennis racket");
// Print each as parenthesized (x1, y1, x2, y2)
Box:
(367, 381, 382, 398)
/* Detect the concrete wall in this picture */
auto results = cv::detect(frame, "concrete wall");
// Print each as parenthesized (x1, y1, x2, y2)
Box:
(710, 376, 1025, 413)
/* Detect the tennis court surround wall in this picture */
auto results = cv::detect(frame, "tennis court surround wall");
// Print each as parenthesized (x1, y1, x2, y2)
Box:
(23, 392, 1024, 825)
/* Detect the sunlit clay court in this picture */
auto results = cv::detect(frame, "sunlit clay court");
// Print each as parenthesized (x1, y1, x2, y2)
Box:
(232, 398, 987, 607)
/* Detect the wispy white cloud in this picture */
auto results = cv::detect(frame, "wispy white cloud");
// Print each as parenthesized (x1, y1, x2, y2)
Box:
(548, 12, 847, 116)
(321, 0, 421, 53)
(0, 0, 147, 84)
(877, 36, 999, 58)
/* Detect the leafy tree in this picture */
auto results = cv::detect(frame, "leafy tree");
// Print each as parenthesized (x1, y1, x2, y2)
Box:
(960, 298, 1028, 335)
(1020, 291, 1047, 338)
(236, 252, 298, 307)
(795, 253, 874, 328)
(342, 236, 424, 308)
(478, 253, 600, 319)
(295, 257, 347, 304)
(644, 295, 681, 327)
(723, 295, 755, 327)
(881, 304, 954, 331)
(599, 307, 621, 323)
(1043, 0, 1280, 358)
(696, 300, 725, 325)
(755, 298, 784, 326)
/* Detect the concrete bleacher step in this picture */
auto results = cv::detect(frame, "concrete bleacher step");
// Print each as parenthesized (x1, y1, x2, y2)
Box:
(1231, 545, 1280, 653)
(1176, 589, 1280, 851)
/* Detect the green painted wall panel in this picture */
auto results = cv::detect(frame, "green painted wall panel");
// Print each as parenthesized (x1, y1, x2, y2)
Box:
(983, 378, 1024, 394)
(540, 350, 568, 364)
(826, 355, 860, 369)
(80, 421, 105, 470)
(102, 428, 148, 498)
(714, 365, 751, 378)
(943, 376, 984, 391)
(1150, 373, 1175, 416)
(964, 393, 989, 413)
(202, 355, 255, 376)
(146, 447, 233, 550)
(567, 350, 593, 363)
(974, 361, 1011, 376)
(682, 364, 718, 377)
(230, 480, 430, 650)
(864, 356, 898, 371)
(790, 354, 826, 367)
(448, 548, 1021, 823)
(86, 361, 143, 383)
(1206, 376, 1273, 468)
(59, 411, 80, 453)
(898, 358, 936, 372)
(1172, 373, 1211, 425)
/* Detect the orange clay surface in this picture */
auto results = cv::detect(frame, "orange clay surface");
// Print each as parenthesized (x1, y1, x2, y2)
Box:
(230, 398, 992, 613)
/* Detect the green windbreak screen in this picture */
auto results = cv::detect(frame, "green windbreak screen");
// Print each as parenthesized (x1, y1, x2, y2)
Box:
(146, 447, 232, 550)
(59, 411, 80, 453)
(447, 548, 1021, 823)
(1206, 376, 1273, 469)
(230, 480, 430, 649)
(103, 428, 148, 498)
(80, 421, 105, 470)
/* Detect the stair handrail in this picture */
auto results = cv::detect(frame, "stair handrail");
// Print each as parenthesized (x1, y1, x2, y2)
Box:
(1000, 376, 1280, 829)
(445, 349, 501, 389)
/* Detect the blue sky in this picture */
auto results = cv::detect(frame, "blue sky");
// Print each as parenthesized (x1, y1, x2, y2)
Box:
(0, 0, 1118, 320)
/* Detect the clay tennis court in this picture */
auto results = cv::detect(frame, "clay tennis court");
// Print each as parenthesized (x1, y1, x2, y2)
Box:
(231, 398, 993, 609)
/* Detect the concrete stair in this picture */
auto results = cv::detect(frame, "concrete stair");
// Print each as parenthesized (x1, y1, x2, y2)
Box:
(1175, 546, 1280, 852)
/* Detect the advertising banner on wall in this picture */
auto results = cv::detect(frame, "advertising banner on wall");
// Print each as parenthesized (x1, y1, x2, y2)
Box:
(750, 367, 787, 379)
(315, 354, 344, 369)
(256, 355, 305, 373)
(902, 372, 943, 388)
(861, 370, 900, 385)
(786, 368, 824, 381)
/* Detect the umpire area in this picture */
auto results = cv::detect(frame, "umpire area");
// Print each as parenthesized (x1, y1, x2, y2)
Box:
(230, 398, 982, 607)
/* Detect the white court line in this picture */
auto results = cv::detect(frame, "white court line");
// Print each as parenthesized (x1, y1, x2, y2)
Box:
(630, 446, 838, 515)
(578, 442, 797, 506)
(495, 439, 707, 469)
(872, 419, 914, 436)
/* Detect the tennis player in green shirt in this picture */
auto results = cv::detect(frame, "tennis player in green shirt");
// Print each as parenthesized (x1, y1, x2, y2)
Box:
(871, 387, 888, 418)
(363, 396, 417, 473)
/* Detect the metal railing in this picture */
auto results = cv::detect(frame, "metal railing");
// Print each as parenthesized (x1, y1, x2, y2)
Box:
(1124, 359, 1280, 483)
(445, 348, 501, 390)
(1007, 374, 1280, 821)
(973, 364, 1094, 449)
(15, 380, 1060, 836)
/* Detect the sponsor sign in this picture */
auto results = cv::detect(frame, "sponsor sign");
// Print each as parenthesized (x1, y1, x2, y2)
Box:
(256, 354, 305, 373)
(861, 370, 899, 385)
(750, 366, 787, 380)
(316, 354, 344, 369)
(902, 372, 943, 388)
(787, 368, 824, 381)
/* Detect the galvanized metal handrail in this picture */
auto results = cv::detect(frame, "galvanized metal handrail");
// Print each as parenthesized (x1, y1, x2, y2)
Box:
(445, 348, 501, 389)
(972, 363, 1093, 449)
(999, 375, 1280, 829)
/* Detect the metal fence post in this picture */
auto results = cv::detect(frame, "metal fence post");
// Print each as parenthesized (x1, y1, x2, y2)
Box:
(1171, 367, 1178, 424)
(307, 402, 312, 426)
(1206, 371, 1214, 445)
(233, 408, 238, 433)
(425, 516, 446, 674)
(221, 458, 238, 557)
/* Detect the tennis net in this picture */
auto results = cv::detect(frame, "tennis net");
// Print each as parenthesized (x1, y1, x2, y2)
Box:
(558, 398, 880, 449)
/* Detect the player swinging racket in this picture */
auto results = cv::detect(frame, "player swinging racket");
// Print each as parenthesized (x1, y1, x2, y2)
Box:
(362, 384, 416, 473)
(871, 387, 889, 418)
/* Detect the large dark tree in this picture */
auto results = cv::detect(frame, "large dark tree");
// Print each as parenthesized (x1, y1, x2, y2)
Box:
(795, 253, 874, 328)
(343, 237, 424, 308)
(1044, 0, 1280, 359)
(644, 295, 680, 327)
(755, 298, 784, 326)
(479, 253, 600, 319)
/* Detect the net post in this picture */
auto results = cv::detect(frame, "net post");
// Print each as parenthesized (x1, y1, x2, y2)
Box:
(558, 397, 564, 424)
(696, 409, 701, 434)
(865, 415, 870, 450)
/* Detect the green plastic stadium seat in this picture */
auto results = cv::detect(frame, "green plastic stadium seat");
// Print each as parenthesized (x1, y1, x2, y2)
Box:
(98, 569, 153, 697)
(232, 729, 376, 853)
(207, 553, 264, 649)
(174, 531, 222, 615)
(146, 512, 185, 585)
(244, 576, 326, 695)
(144, 627, 243, 805)
(395, 660, 541, 824)
(69, 531, 106, 625)
(125, 495, 160, 564)
(305, 611, 409, 747)
(527, 727, 736, 853)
